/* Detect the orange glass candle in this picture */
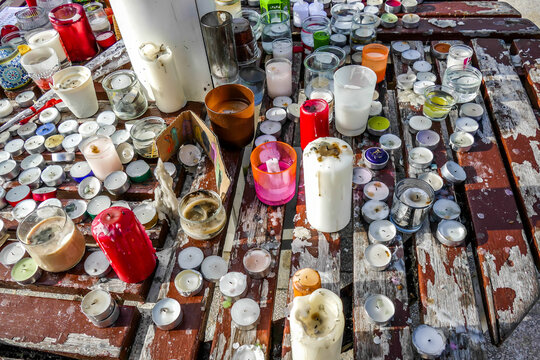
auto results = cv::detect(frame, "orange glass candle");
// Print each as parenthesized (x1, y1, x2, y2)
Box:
(362, 44, 390, 83)
(292, 268, 321, 297)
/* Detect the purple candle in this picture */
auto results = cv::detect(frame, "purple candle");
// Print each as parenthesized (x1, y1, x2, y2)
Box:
(416, 130, 440, 150)
(364, 147, 389, 170)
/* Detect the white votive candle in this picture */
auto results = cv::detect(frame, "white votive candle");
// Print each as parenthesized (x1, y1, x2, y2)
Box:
(84, 250, 111, 278)
(436, 220, 467, 247)
(363, 181, 390, 201)
(408, 147, 433, 169)
(219, 271, 248, 300)
(200, 255, 228, 282)
(265, 59, 293, 99)
(432, 199, 461, 222)
(231, 298, 260, 330)
(152, 298, 183, 330)
(368, 220, 397, 244)
(0, 242, 26, 267)
(364, 294, 395, 325)
(364, 243, 392, 271)
(177, 247, 205, 270)
(362, 200, 390, 223)
(412, 325, 446, 358)
(243, 247, 272, 279)
(52, 66, 99, 119)
(174, 269, 204, 297)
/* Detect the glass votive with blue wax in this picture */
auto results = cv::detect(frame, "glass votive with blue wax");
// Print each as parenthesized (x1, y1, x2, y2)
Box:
(239, 66, 266, 106)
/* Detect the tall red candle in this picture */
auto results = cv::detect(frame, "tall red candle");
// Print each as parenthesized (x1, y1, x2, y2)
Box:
(300, 99, 330, 150)
(49, 4, 98, 62)
(91, 207, 156, 283)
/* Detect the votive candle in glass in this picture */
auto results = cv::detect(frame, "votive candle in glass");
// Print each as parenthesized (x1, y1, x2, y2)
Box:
(304, 51, 340, 98)
(102, 69, 148, 120)
(390, 178, 435, 233)
(179, 189, 227, 240)
(423, 85, 457, 122)
(272, 38, 293, 61)
(27, 29, 68, 65)
(20, 47, 60, 91)
(265, 57, 292, 99)
(447, 44, 473, 69)
(130, 117, 166, 158)
(83, 2, 111, 34)
(51, 66, 98, 118)
(300, 99, 329, 150)
(81, 135, 123, 181)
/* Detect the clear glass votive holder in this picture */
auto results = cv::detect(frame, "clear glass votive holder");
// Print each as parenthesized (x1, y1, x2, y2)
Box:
(350, 13, 378, 52)
(215, 0, 242, 18)
(251, 141, 297, 206)
(442, 65, 482, 103)
(261, 10, 291, 54)
(102, 69, 148, 120)
(390, 178, 435, 233)
(315, 45, 347, 68)
(304, 51, 340, 98)
(265, 57, 292, 99)
(15, 7, 49, 31)
(301, 15, 331, 54)
(20, 47, 60, 91)
(179, 189, 227, 240)
(241, 9, 262, 41)
(83, 2, 111, 34)
(239, 66, 266, 106)
(1, 31, 26, 48)
(37, 0, 69, 13)
(272, 38, 293, 62)
(422, 85, 457, 121)
(330, 3, 363, 35)
(447, 44, 473, 69)
(130, 117, 167, 158)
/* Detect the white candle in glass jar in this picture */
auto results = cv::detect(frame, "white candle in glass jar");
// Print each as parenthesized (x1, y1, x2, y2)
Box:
(81, 136, 123, 181)
(139, 42, 186, 113)
(303, 137, 353, 233)
(28, 29, 68, 63)
(290, 288, 344, 360)
(51, 66, 99, 119)
(265, 59, 292, 99)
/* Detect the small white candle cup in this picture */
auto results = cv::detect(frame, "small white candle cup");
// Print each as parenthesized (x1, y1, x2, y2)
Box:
(455, 117, 479, 135)
(436, 220, 467, 247)
(364, 243, 392, 271)
(175, 269, 204, 297)
(416, 72, 437, 83)
(152, 298, 183, 331)
(432, 199, 461, 222)
(362, 200, 390, 223)
(265, 107, 287, 124)
(273, 96, 293, 109)
(402, 14, 420, 29)
(51, 66, 99, 119)
(412, 324, 446, 359)
(233, 344, 265, 360)
(81, 289, 116, 321)
(259, 120, 282, 138)
(415, 129, 440, 150)
(177, 246, 205, 270)
(353, 167, 373, 187)
(219, 271, 248, 301)
(392, 41, 411, 55)
(364, 294, 395, 326)
(408, 147, 434, 169)
(449, 131, 474, 152)
(413, 80, 435, 95)
(368, 219, 397, 244)
(231, 298, 260, 330)
(84, 250, 112, 277)
(0, 242, 26, 267)
(201, 255, 228, 282)
(412, 60, 432, 74)
(408, 116, 432, 134)
(418, 172, 444, 193)
(243, 247, 272, 279)
(440, 160, 466, 184)
(459, 103, 484, 121)
(379, 134, 402, 153)
(363, 181, 390, 201)
(396, 73, 417, 90)
(401, 49, 421, 64)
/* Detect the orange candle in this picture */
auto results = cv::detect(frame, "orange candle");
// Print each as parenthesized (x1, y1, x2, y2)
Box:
(292, 268, 321, 297)
(362, 44, 390, 83)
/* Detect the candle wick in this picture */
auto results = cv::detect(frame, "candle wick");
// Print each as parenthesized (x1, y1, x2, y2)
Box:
(161, 308, 169, 313)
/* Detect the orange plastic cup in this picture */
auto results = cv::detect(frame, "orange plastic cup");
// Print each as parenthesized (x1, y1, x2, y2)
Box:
(362, 44, 390, 83)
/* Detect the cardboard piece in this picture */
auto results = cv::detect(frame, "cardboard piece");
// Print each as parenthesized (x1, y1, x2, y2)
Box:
(156, 110, 231, 199)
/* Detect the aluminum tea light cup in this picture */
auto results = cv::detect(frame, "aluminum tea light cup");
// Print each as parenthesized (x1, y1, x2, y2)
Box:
(413, 80, 435, 95)
(408, 147, 433, 169)
(8, 124, 20, 137)
(0, 151, 9, 163)
(12, 199, 37, 222)
(402, 0, 417, 12)
(78, 121, 100, 138)
(449, 131, 474, 152)
(31, 187, 56, 202)
(408, 116, 432, 134)
(36, 123, 57, 138)
(436, 220, 467, 247)
(5, 138, 24, 157)
(231, 298, 260, 330)
(65, 199, 88, 223)
(367, 117, 390, 137)
(381, 13, 398, 28)
(50, 152, 75, 163)
(58, 120, 79, 136)
(364, 243, 392, 271)
(17, 122, 37, 140)
(160, 162, 177, 179)
(84, 250, 112, 277)
(111, 200, 130, 209)
(0, 159, 20, 180)
(0, 98, 13, 118)
(44, 134, 64, 152)
(431, 42, 451, 60)
(11, 257, 42, 285)
(243, 247, 272, 279)
(353, 167, 374, 187)
(273, 96, 293, 109)
(362, 200, 390, 223)
(6, 185, 32, 207)
(111, 129, 131, 146)
(418, 172, 444, 193)
(368, 220, 397, 244)
(254, 135, 277, 148)
(402, 14, 420, 29)
(455, 117, 479, 135)
(364, 294, 395, 326)
(70, 161, 93, 183)
(379, 134, 402, 154)
(133, 203, 158, 229)
(38, 198, 62, 209)
(0, 188, 7, 210)
(117, 142, 136, 165)
(412, 324, 446, 359)
(416, 130, 440, 150)
(0, 242, 26, 267)
(178, 247, 205, 270)
(104, 171, 131, 196)
(384, 0, 401, 13)
(87, 195, 112, 219)
(401, 49, 421, 64)
(363, 181, 390, 202)
(178, 144, 202, 173)
(219, 271, 248, 301)
(265, 107, 287, 124)
(459, 103, 484, 121)
(397, 73, 416, 90)
(200, 255, 228, 283)
(62, 133, 83, 152)
(259, 120, 282, 138)
(18, 167, 42, 189)
(233, 345, 265, 360)
(81, 289, 116, 322)
(78, 176, 103, 200)
(416, 72, 437, 83)
(96, 125, 116, 138)
(412, 60, 432, 74)
(96, 111, 117, 127)
(440, 161, 466, 184)
(432, 198, 461, 223)
(15, 91, 36, 108)
(41, 165, 65, 186)
(287, 103, 301, 122)
(392, 41, 411, 55)
(152, 298, 183, 330)
(0, 131, 11, 148)
(175, 269, 204, 297)
(39, 107, 61, 124)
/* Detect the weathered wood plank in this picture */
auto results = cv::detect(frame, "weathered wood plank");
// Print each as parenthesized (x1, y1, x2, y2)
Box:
(0, 292, 140, 360)
(393, 41, 485, 358)
(469, 38, 540, 344)
(511, 39, 540, 110)
(407, 2, 521, 18)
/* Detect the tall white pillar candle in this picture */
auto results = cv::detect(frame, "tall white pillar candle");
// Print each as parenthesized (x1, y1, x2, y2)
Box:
(303, 137, 353, 233)
(290, 288, 344, 360)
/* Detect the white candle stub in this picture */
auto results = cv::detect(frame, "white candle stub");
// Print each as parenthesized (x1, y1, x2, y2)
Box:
(408, 116, 432, 133)
(219, 271, 248, 300)
(412, 324, 446, 358)
(177, 246, 204, 270)
(200, 255, 228, 282)
(436, 220, 467, 247)
(174, 269, 204, 297)
(364, 294, 395, 325)
(432, 199, 461, 221)
(0, 242, 26, 267)
(233, 344, 265, 360)
(353, 167, 373, 186)
(368, 220, 397, 244)
(152, 298, 183, 330)
(416, 72, 437, 83)
(363, 181, 390, 201)
(243, 248, 272, 279)
(231, 298, 260, 330)
(362, 200, 390, 223)
(84, 250, 111, 277)
(364, 243, 392, 271)
(418, 172, 444, 193)
(379, 134, 402, 152)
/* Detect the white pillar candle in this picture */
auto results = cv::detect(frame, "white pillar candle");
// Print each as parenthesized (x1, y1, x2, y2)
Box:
(368, 219, 397, 244)
(265, 59, 293, 99)
(52, 66, 99, 119)
(219, 271, 248, 300)
(0, 242, 26, 267)
(353, 167, 373, 186)
(432, 199, 461, 222)
(455, 117, 479, 135)
(139, 42, 187, 113)
(28, 29, 68, 63)
(200, 255, 228, 282)
(379, 134, 402, 153)
(436, 220, 467, 247)
(418, 172, 444, 193)
(0, 99, 13, 117)
(174, 269, 204, 297)
(363, 181, 389, 201)
(152, 298, 183, 330)
(362, 200, 390, 223)
(231, 298, 260, 330)
(364, 294, 395, 325)
(290, 288, 344, 360)
(459, 103, 484, 121)
(233, 344, 265, 360)
(412, 325, 446, 358)
(177, 246, 204, 270)
(408, 116, 432, 133)
(440, 161, 466, 184)
(243, 248, 272, 279)
(303, 137, 353, 233)
(84, 250, 112, 277)
(408, 147, 433, 169)
(364, 243, 392, 271)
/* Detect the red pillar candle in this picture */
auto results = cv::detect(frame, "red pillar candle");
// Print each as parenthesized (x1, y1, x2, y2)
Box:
(49, 4, 98, 62)
(300, 99, 330, 150)
(91, 207, 156, 283)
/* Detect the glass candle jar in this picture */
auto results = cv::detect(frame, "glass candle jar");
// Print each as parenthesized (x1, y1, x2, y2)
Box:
(315, 45, 347, 68)
(442, 65, 482, 103)
(1, 31, 26, 48)
(304, 52, 340, 98)
(26, 28, 68, 65)
(272, 38, 293, 62)
(233, 17, 260, 66)
(81, 135, 123, 180)
(350, 13, 378, 52)
(330, 3, 362, 35)
(179, 189, 227, 240)
(301, 16, 331, 54)
(51, 65, 98, 118)
(239, 66, 266, 106)
(265, 57, 292, 99)
(200, 11, 239, 85)
(422, 85, 457, 121)
(241, 9, 262, 41)
(362, 43, 390, 83)
(49, 3, 98, 62)
(15, 7, 49, 31)
(83, 2, 111, 34)
(102, 69, 148, 120)
(300, 99, 330, 150)
(250, 141, 297, 206)
(17, 206, 86, 273)
(130, 117, 167, 158)
(390, 178, 435, 233)
(20, 47, 60, 91)
(334, 65, 377, 136)
(215, 0, 242, 18)
(447, 44, 473, 69)
(261, 10, 291, 54)
(0, 45, 31, 91)
(37, 0, 68, 13)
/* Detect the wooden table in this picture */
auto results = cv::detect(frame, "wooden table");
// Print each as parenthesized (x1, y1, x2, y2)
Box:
(1, 1, 540, 360)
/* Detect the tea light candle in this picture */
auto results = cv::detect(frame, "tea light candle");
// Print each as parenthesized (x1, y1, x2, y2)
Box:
(412, 61, 432, 74)
(413, 80, 435, 95)
(254, 135, 277, 148)
(363, 147, 389, 170)
(449, 131, 474, 152)
(220, 271, 248, 300)
(162, 162, 177, 178)
(231, 298, 260, 330)
(266, 59, 293, 99)
(84, 250, 112, 277)
(36, 123, 57, 138)
(18, 167, 42, 189)
(0, 131, 10, 147)
(126, 160, 151, 183)
(364, 294, 395, 325)
(408, 147, 433, 169)
(416, 130, 440, 150)
(87, 195, 111, 219)
(104, 171, 130, 196)
(364, 243, 392, 271)
(8, 125, 20, 137)
(78, 176, 102, 200)
(58, 120, 79, 136)
(16, 91, 36, 108)
(0, 242, 26, 267)
(11, 257, 42, 284)
(370, 101, 383, 116)
(96, 125, 116, 137)
(111, 130, 131, 146)
(233, 345, 265, 360)
(152, 298, 183, 330)
(201, 255, 228, 282)
(44, 135, 64, 152)
(133, 203, 158, 229)
(384, 0, 401, 13)
(402, 14, 420, 29)
(41, 165, 65, 186)
(440, 161, 466, 184)
(363, 181, 390, 201)
(38, 198, 62, 209)
(432, 199, 461, 222)
(117, 143, 136, 165)
(81, 289, 115, 321)
(378, 134, 402, 154)
(39, 107, 61, 124)
(459, 103, 484, 121)
(12, 199, 37, 222)
(96, 31, 116, 49)
(273, 96, 293, 109)
(0, 151, 9, 163)
(368, 220, 397, 244)
(0, 99, 13, 117)
(96, 111, 117, 127)
(362, 200, 390, 223)
(412, 325, 446, 358)
(416, 72, 437, 83)
(353, 167, 373, 186)
(178, 247, 205, 270)
(409, 116, 432, 134)
(178, 144, 202, 172)
(367, 117, 390, 137)
(50, 152, 75, 163)
(78, 121, 100, 138)
(243, 247, 272, 279)
(24, 135, 46, 154)
(436, 220, 467, 247)
(402, 0, 418, 12)
(396, 73, 417, 90)
(6, 185, 32, 207)
(65, 199, 88, 223)
(259, 120, 282, 138)
(392, 41, 410, 55)
(431, 42, 451, 60)
(70, 162, 93, 183)
(62, 133, 83, 152)
(418, 172, 444, 193)
(17, 123, 37, 140)
(174, 269, 204, 297)
(401, 49, 421, 64)
(455, 117, 479, 135)
(266, 107, 287, 124)
(111, 200, 130, 209)
(0, 159, 20, 180)
(287, 103, 301, 122)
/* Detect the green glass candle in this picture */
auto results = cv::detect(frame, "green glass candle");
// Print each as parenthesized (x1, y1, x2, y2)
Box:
(313, 31, 330, 51)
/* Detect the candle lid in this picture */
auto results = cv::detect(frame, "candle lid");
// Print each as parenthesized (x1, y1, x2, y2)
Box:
(78, 176, 103, 200)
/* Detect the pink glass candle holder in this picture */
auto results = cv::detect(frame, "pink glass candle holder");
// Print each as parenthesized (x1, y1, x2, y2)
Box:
(250, 141, 297, 206)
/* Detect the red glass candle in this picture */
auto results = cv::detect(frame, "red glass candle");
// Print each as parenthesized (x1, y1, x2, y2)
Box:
(91, 207, 156, 283)
(300, 99, 330, 150)
(1, 25, 19, 39)
(26, 0, 37, 6)
(96, 31, 116, 49)
(49, 4, 98, 62)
